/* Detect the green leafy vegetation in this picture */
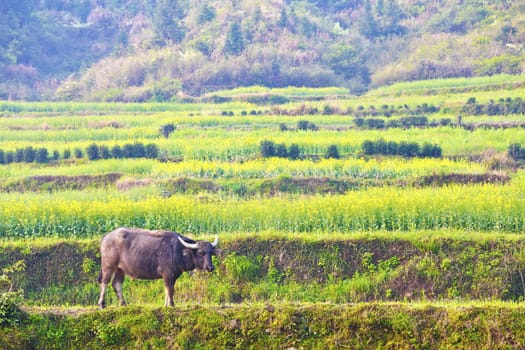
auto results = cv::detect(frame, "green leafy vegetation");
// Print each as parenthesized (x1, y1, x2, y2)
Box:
(0, 260, 25, 327)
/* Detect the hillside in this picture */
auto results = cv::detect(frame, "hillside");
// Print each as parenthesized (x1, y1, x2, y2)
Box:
(1, 0, 524, 101)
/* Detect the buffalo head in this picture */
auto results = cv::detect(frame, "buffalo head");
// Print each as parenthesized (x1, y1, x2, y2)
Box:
(178, 235, 219, 272)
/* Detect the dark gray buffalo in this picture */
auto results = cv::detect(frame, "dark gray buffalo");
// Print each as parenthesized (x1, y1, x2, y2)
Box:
(97, 227, 218, 309)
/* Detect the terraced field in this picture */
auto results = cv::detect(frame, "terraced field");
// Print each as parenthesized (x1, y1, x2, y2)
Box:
(1, 76, 525, 348)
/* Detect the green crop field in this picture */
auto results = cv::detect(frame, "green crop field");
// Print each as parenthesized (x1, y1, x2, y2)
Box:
(1, 75, 525, 348)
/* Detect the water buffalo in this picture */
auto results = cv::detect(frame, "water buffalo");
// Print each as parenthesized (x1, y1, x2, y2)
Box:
(97, 227, 219, 309)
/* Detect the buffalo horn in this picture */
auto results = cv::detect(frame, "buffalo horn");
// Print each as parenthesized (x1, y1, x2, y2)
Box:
(178, 237, 199, 249)
(212, 235, 219, 247)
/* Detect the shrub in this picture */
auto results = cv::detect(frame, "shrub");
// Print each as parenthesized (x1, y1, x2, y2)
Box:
(323, 104, 336, 115)
(275, 143, 288, 158)
(160, 123, 176, 138)
(83, 142, 159, 161)
(386, 141, 399, 155)
(297, 120, 318, 131)
(0, 150, 4, 164)
(111, 145, 124, 159)
(508, 143, 525, 160)
(375, 138, 388, 154)
(23, 146, 36, 162)
(462, 97, 525, 116)
(14, 149, 24, 163)
(365, 118, 385, 129)
(4, 152, 14, 164)
(99, 145, 111, 159)
(35, 148, 49, 163)
(420, 143, 442, 158)
(260, 142, 302, 159)
(145, 143, 160, 159)
(123, 143, 135, 158)
(260, 140, 276, 157)
(63, 149, 71, 159)
(288, 144, 300, 160)
(439, 118, 452, 126)
(74, 148, 84, 158)
(132, 143, 146, 158)
(354, 118, 365, 128)
(386, 120, 401, 128)
(399, 116, 428, 128)
(297, 120, 309, 130)
(398, 141, 420, 157)
(415, 104, 439, 114)
(86, 143, 100, 160)
(325, 144, 340, 159)
(362, 140, 375, 155)
(362, 139, 441, 158)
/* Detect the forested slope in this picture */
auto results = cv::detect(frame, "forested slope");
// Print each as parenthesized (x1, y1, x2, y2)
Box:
(1, 0, 524, 100)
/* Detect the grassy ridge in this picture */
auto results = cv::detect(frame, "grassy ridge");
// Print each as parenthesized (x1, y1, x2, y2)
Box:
(4, 302, 525, 349)
(3, 232, 525, 307)
(368, 75, 525, 97)
(3, 233, 525, 348)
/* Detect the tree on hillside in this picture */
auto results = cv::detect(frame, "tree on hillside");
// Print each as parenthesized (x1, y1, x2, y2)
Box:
(326, 45, 370, 89)
(380, 0, 406, 36)
(254, 5, 263, 23)
(278, 8, 288, 28)
(153, 0, 187, 45)
(359, 0, 379, 38)
(308, 0, 359, 13)
(0, 0, 32, 66)
(224, 22, 245, 55)
(0, 0, 32, 15)
(198, 4, 216, 24)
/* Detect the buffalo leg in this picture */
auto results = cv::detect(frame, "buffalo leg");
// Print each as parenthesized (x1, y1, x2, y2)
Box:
(97, 267, 116, 309)
(163, 274, 176, 307)
(112, 269, 126, 306)
(98, 283, 108, 309)
(164, 283, 174, 307)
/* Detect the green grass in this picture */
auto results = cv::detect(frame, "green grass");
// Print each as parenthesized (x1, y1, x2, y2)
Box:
(0, 100, 256, 114)
(203, 85, 350, 98)
(7, 301, 525, 349)
(368, 74, 525, 96)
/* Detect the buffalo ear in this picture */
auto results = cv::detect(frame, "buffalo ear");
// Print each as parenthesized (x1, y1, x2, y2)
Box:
(213, 248, 223, 256)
